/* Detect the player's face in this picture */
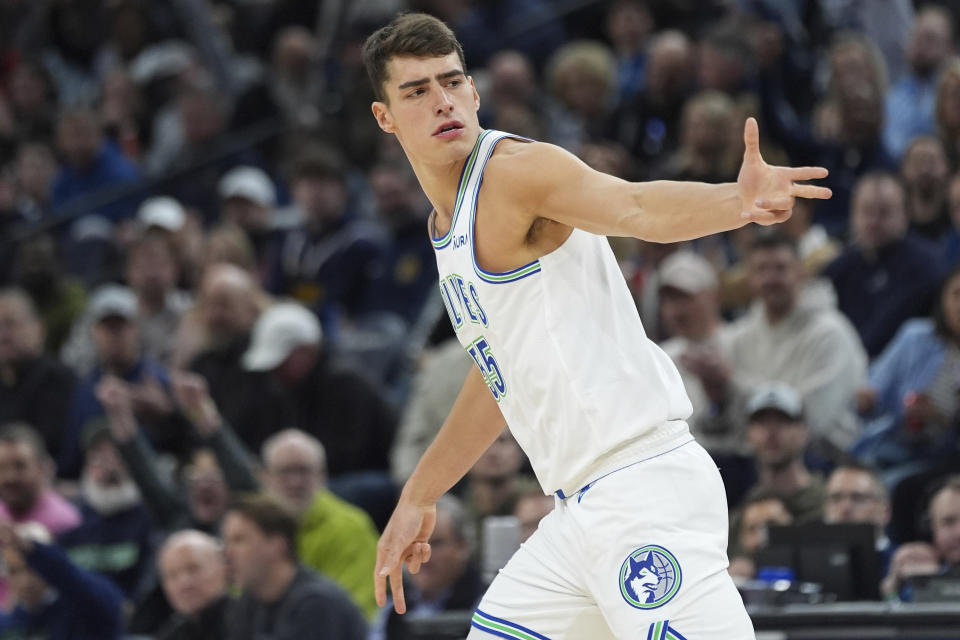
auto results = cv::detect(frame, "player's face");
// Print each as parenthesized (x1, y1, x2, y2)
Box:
(371, 53, 482, 167)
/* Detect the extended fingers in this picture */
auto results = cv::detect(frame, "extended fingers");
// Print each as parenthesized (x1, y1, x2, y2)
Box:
(391, 566, 406, 614)
(791, 184, 832, 200)
(743, 117, 761, 161)
(786, 166, 829, 181)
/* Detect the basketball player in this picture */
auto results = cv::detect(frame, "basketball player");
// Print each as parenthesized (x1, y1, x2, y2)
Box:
(364, 13, 831, 639)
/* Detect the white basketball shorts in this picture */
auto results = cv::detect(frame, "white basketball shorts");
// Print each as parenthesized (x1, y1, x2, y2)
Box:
(467, 434, 755, 639)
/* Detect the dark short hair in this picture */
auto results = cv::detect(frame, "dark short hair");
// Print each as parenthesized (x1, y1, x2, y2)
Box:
(0, 422, 50, 462)
(227, 493, 298, 560)
(362, 12, 466, 103)
(748, 230, 799, 256)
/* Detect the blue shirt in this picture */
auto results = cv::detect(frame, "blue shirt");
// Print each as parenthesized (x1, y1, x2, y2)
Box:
(51, 142, 140, 222)
(0, 543, 124, 640)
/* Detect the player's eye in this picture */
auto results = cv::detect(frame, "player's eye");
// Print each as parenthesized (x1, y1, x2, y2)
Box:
(408, 88, 426, 98)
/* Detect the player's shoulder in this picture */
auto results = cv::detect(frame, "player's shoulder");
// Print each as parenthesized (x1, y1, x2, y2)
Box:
(485, 138, 583, 196)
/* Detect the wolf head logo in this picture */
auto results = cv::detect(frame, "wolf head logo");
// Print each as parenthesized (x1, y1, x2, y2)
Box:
(625, 552, 661, 604)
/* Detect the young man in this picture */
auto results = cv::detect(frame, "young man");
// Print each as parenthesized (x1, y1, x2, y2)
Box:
(364, 13, 831, 639)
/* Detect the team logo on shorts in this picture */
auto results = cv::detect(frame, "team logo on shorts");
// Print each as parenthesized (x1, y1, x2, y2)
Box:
(619, 544, 682, 610)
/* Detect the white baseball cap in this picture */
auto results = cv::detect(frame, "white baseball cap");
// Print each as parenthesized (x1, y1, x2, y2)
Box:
(242, 302, 321, 371)
(746, 383, 804, 421)
(658, 251, 718, 294)
(218, 166, 277, 208)
(87, 284, 138, 323)
(137, 196, 186, 232)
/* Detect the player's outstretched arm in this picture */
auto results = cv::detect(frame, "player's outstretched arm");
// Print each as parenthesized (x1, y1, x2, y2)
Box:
(374, 365, 506, 614)
(501, 118, 831, 243)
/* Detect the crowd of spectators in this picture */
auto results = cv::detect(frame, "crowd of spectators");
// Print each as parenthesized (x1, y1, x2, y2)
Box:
(2, 0, 960, 637)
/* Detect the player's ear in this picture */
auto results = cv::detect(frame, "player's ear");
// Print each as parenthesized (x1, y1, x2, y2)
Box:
(372, 101, 395, 133)
(469, 75, 480, 111)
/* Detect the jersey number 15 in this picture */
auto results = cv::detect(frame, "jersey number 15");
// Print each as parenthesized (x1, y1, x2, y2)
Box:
(467, 337, 506, 402)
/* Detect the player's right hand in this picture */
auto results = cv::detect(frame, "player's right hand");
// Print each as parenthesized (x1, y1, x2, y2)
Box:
(374, 498, 437, 614)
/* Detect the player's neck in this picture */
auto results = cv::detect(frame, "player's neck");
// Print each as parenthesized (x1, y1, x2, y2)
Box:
(408, 143, 477, 236)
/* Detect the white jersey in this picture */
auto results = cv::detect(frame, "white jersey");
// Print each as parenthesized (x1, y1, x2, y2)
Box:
(433, 130, 692, 496)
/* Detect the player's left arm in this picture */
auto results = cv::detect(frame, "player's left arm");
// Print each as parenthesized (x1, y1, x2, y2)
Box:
(503, 118, 831, 243)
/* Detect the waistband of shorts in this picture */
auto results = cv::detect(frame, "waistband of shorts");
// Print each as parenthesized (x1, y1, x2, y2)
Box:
(554, 419, 693, 499)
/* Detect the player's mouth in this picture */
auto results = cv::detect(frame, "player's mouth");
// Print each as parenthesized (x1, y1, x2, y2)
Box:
(433, 120, 464, 139)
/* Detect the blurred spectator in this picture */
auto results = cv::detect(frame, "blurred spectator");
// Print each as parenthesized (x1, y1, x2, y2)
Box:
(50, 106, 140, 222)
(930, 475, 960, 569)
(96, 372, 258, 535)
(218, 166, 280, 276)
(604, 30, 695, 176)
(513, 483, 554, 543)
(0, 423, 80, 534)
(0, 521, 124, 639)
(431, 0, 567, 70)
(0, 289, 77, 461)
(824, 462, 892, 532)
(884, 6, 954, 162)
(242, 302, 396, 478)
(657, 252, 741, 456)
(373, 494, 483, 640)
(12, 141, 57, 222)
(223, 494, 367, 640)
(883, 477, 960, 599)
(155, 530, 229, 640)
(178, 264, 282, 450)
(606, 0, 653, 103)
(824, 461, 894, 572)
(232, 27, 322, 132)
(361, 162, 437, 327)
(824, 172, 944, 357)
(165, 80, 262, 220)
(901, 136, 951, 240)
(761, 35, 896, 235)
(882, 541, 941, 600)
(261, 429, 379, 619)
(265, 148, 387, 332)
(5, 61, 57, 142)
(696, 24, 752, 97)
(728, 490, 793, 578)
(945, 171, 960, 264)
(466, 427, 526, 556)
(125, 227, 193, 366)
(99, 69, 147, 162)
(686, 233, 866, 457)
(478, 50, 541, 128)
(935, 57, 960, 167)
(543, 40, 617, 150)
(61, 285, 188, 477)
(781, 198, 842, 276)
(853, 263, 960, 475)
(61, 224, 193, 374)
(56, 424, 154, 600)
(740, 384, 825, 523)
(390, 338, 473, 485)
(663, 90, 739, 183)
(11, 234, 87, 354)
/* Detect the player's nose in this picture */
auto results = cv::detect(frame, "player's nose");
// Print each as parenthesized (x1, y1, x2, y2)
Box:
(435, 91, 454, 115)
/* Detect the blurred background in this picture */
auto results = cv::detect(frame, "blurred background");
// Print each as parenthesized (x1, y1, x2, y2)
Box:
(1, 0, 960, 638)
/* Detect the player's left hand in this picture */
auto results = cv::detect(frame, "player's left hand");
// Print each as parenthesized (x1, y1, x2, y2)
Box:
(738, 117, 832, 225)
(374, 498, 437, 614)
